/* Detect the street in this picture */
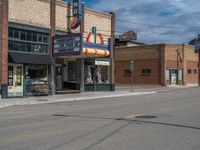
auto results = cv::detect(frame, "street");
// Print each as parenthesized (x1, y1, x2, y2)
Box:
(0, 87, 200, 150)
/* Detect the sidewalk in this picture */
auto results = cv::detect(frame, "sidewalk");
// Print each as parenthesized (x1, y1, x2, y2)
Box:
(0, 85, 197, 109)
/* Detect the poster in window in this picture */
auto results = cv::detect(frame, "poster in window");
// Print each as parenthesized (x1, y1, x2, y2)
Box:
(15, 66, 22, 86)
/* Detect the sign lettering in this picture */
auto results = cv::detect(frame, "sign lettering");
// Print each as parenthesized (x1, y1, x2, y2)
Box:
(53, 33, 82, 57)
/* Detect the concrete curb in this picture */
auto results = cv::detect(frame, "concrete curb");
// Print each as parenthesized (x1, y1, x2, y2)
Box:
(0, 91, 156, 109)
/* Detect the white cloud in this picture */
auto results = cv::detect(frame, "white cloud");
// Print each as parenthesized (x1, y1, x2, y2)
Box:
(90, 0, 200, 44)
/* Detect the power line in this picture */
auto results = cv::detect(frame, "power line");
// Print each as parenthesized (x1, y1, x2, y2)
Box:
(117, 19, 200, 29)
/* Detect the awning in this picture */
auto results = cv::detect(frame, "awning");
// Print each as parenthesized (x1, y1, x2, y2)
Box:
(83, 48, 110, 57)
(8, 51, 54, 65)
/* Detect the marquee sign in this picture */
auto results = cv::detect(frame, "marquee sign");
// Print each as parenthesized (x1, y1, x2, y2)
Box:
(52, 27, 112, 58)
(71, 0, 82, 30)
(52, 33, 82, 57)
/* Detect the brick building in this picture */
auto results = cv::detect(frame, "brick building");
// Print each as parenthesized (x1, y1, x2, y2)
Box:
(0, 0, 115, 98)
(115, 44, 199, 86)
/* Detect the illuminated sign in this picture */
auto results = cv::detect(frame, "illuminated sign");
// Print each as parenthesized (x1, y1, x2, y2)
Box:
(71, 0, 82, 30)
(83, 27, 112, 57)
(52, 33, 82, 57)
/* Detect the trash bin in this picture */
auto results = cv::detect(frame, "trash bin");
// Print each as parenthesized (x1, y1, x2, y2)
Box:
(1, 84, 8, 99)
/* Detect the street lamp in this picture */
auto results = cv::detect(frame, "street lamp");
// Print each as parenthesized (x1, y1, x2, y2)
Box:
(130, 60, 134, 92)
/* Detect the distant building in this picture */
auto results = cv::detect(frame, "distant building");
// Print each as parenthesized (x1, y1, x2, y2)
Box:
(115, 43, 199, 86)
(188, 34, 200, 45)
(115, 31, 146, 47)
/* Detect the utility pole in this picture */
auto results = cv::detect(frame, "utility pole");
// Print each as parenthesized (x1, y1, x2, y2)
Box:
(130, 60, 134, 92)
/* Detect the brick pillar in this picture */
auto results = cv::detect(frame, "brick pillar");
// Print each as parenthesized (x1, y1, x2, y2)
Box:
(182, 44, 186, 85)
(0, 0, 8, 98)
(109, 12, 116, 91)
(50, 0, 56, 95)
(79, 2, 85, 92)
(160, 44, 166, 86)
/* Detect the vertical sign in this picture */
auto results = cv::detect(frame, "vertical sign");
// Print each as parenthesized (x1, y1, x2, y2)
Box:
(71, 0, 82, 30)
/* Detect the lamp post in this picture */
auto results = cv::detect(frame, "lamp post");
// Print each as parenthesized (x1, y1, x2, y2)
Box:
(130, 60, 134, 92)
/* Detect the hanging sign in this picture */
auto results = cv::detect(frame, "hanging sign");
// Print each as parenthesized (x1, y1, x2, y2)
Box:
(71, 0, 82, 30)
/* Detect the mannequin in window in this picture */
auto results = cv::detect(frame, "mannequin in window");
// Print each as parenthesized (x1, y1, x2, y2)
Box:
(96, 67, 102, 84)
(86, 66, 92, 84)
(56, 67, 63, 90)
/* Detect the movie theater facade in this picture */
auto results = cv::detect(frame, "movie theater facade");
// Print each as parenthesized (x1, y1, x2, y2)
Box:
(0, 0, 115, 98)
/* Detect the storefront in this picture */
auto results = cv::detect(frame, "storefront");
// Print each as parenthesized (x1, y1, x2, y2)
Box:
(8, 63, 49, 97)
(53, 31, 114, 92)
(8, 51, 53, 97)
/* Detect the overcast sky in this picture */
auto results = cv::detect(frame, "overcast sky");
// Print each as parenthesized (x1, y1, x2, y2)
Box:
(84, 0, 200, 44)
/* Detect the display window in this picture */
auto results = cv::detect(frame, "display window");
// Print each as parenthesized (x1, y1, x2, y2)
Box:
(84, 62, 109, 84)
(24, 64, 48, 95)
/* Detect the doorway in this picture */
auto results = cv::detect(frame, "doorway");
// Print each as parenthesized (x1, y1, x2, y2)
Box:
(8, 64, 24, 97)
(170, 69, 178, 85)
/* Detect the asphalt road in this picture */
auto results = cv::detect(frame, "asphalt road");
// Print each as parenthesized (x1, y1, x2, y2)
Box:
(0, 87, 200, 150)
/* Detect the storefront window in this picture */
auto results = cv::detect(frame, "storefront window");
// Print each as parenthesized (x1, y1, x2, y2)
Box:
(68, 61, 77, 81)
(9, 28, 49, 54)
(85, 63, 109, 84)
(15, 66, 22, 86)
(25, 64, 48, 95)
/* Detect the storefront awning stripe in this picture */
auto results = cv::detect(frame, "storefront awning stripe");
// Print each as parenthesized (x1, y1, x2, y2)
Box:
(8, 51, 54, 65)
(83, 48, 110, 57)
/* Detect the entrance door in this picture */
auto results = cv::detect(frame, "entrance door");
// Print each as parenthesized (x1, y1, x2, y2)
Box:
(8, 64, 24, 97)
(170, 69, 178, 85)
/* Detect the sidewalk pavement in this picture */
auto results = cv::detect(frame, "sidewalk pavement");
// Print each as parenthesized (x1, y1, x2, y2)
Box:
(0, 85, 197, 109)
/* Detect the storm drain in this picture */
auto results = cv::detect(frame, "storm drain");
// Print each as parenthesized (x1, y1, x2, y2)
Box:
(134, 115, 157, 119)
(37, 99, 48, 102)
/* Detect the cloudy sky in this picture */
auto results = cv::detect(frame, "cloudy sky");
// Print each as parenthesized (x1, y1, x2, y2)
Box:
(84, 0, 200, 44)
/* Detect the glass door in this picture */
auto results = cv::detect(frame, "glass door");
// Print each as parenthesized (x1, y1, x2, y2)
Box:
(8, 64, 23, 97)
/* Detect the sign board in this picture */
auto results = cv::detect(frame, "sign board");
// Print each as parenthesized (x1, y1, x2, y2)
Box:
(95, 60, 110, 66)
(129, 60, 135, 72)
(52, 33, 82, 57)
(195, 40, 200, 53)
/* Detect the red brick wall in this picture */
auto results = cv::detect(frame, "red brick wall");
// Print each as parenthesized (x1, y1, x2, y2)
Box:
(0, 0, 8, 87)
(186, 61, 198, 84)
(115, 59, 161, 85)
(0, 0, 2, 85)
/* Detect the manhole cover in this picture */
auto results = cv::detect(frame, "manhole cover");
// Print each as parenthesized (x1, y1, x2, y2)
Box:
(134, 115, 157, 119)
